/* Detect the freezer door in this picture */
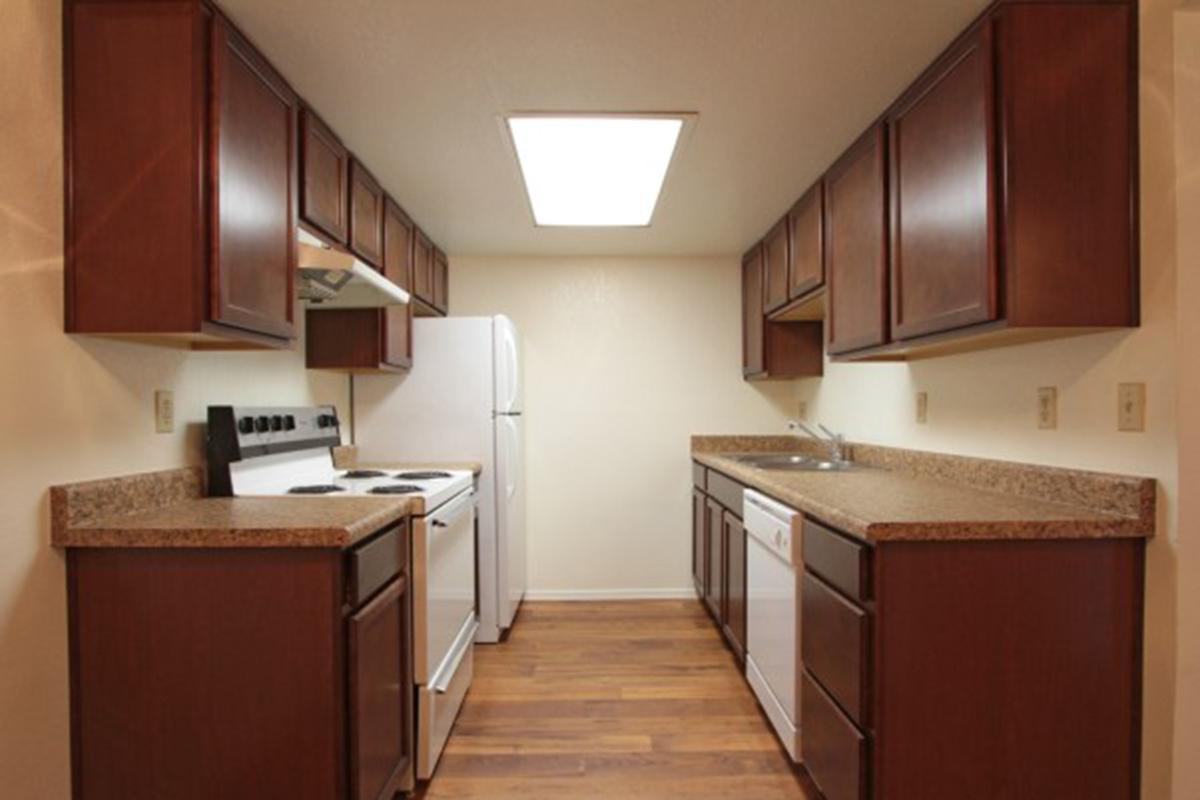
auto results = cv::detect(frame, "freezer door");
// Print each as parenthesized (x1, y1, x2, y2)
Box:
(493, 315, 522, 414)
(494, 413, 526, 628)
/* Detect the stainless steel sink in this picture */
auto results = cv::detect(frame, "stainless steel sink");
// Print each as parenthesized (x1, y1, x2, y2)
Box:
(731, 453, 861, 472)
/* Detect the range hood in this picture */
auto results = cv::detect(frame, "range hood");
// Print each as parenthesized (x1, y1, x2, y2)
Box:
(297, 228, 410, 309)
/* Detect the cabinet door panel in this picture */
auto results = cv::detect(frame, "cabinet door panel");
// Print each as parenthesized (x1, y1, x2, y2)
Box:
(692, 489, 707, 594)
(763, 217, 790, 313)
(705, 498, 724, 620)
(210, 16, 296, 340)
(433, 248, 449, 314)
(789, 183, 824, 300)
(414, 229, 435, 305)
(382, 199, 414, 368)
(826, 125, 888, 355)
(742, 246, 766, 377)
(722, 511, 747, 660)
(890, 23, 996, 340)
(348, 577, 412, 800)
(299, 107, 348, 244)
(349, 159, 385, 267)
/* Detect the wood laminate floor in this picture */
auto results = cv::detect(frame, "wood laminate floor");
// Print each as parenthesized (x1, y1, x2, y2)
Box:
(420, 599, 817, 799)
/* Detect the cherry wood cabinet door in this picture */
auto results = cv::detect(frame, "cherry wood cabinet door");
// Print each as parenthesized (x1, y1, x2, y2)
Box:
(889, 21, 997, 341)
(433, 248, 449, 315)
(763, 217, 790, 313)
(692, 489, 707, 594)
(825, 125, 889, 355)
(382, 199, 414, 368)
(722, 511, 747, 661)
(210, 15, 296, 340)
(742, 245, 766, 377)
(413, 229, 435, 305)
(299, 106, 349, 245)
(789, 183, 824, 300)
(348, 576, 412, 800)
(704, 498, 724, 620)
(349, 159, 385, 268)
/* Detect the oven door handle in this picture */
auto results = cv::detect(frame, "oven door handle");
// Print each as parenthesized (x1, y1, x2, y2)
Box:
(428, 488, 475, 530)
(432, 618, 478, 694)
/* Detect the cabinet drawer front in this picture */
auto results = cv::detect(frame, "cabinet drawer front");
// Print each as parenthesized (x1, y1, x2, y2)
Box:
(802, 572, 870, 726)
(417, 640, 474, 780)
(706, 470, 745, 516)
(801, 670, 868, 800)
(803, 518, 870, 601)
(692, 462, 706, 490)
(349, 523, 407, 607)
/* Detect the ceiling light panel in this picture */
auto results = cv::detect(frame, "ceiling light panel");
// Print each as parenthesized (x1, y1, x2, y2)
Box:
(506, 115, 686, 227)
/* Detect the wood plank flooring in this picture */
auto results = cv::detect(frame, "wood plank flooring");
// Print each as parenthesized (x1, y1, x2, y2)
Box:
(419, 599, 816, 799)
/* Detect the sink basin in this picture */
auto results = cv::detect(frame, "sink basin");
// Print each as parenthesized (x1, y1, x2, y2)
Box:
(731, 453, 860, 472)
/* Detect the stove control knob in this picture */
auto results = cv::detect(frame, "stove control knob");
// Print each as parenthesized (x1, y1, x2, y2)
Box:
(237, 417, 254, 435)
(283, 415, 296, 431)
(270, 415, 283, 432)
(317, 413, 338, 429)
(254, 416, 270, 433)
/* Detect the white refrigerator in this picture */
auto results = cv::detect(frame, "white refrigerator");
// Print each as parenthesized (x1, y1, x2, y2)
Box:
(354, 315, 526, 643)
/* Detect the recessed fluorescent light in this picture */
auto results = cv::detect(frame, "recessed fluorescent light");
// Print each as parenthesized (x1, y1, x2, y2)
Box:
(506, 114, 687, 227)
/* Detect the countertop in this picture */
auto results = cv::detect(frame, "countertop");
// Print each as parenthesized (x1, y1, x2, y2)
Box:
(693, 437, 1155, 542)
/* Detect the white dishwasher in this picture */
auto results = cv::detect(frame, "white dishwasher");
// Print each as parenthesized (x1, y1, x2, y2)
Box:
(743, 488, 802, 762)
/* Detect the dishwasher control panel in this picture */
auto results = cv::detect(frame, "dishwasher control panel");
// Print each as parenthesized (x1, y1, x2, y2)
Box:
(743, 489, 801, 566)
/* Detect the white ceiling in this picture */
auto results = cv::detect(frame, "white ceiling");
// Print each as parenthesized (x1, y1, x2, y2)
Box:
(220, 0, 990, 256)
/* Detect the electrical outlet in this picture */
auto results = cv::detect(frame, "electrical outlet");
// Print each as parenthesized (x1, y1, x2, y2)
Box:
(1118, 383, 1145, 432)
(797, 400, 809, 420)
(915, 392, 928, 424)
(1037, 387, 1058, 430)
(155, 390, 174, 434)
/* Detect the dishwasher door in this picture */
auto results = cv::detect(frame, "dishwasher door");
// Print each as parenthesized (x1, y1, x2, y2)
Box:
(743, 489, 801, 761)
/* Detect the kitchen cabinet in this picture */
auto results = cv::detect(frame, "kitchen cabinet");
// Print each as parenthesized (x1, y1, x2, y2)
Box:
(305, 196, 413, 372)
(799, 517, 1144, 800)
(348, 158, 385, 268)
(299, 105, 350, 245)
(66, 521, 416, 800)
(692, 489, 707, 595)
(691, 464, 750, 662)
(743, 245, 824, 380)
(65, 0, 298, 347)
(433, 247, 450, 315)
(825, 124, 889, 356)
(704, 497, 724, 621)
(763, 217, 790, 313)
(721, 511, 746, 661)
(788, 183, 825, 302)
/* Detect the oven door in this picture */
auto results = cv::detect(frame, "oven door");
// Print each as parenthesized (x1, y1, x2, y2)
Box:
(413, 488, 477, 686)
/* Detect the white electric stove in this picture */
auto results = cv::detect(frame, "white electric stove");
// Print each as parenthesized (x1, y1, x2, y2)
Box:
(206, 405, 478, 781)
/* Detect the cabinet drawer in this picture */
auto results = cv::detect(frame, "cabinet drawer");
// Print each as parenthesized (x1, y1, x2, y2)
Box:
(692, 462, 706, 490)
(802, 572, 870, 726)
(802, 670, 867, 800)
(706, 470, 745, 517)
(348, 523, 407, 607)
(803, 518, 871, 601)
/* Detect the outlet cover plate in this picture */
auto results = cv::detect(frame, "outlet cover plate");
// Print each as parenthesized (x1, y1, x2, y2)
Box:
(1037, 387, 1058, 430)
(1118, 383, 1145, 432)
(155, 390, 174, 434)
(915, 392, 928, 424)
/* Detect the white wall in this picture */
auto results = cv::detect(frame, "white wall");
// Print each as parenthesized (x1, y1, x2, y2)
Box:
(0, 2, 349, 796)
(449, 256, 796, 598)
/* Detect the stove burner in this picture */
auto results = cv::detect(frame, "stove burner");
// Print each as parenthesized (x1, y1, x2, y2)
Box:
(287, 484, 347, 495)
(394, 471, 452, 480)
(341, 470, 387, 479)
(368, 484, 424, 496)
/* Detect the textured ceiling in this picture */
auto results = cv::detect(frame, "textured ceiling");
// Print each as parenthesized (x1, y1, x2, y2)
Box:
(219, 0, 991, 256)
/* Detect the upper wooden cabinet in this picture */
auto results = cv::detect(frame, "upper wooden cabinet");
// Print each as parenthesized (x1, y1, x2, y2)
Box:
(743, 244, 824, 380)
(826, 125, 889, 356)
(348, 159, 385, 268)
(65, 1, 297, 347)
(382, 199, 415, 369)
(433, 248, 449, 315)
(299, 106, 350, 245)
(763, 217, 790, 313)
(789, 183, 825, 302)
(889, 22, 997, 342)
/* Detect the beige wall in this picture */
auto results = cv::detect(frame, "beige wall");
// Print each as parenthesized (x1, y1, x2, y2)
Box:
(0, 1, 350, 796)
(450, 255, 796, 597)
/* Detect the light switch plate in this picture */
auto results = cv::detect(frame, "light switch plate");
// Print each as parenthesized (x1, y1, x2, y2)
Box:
(155, 390, 174, 434)
(1037, 387, 1058, 430)
(915, 392, 928, 424)
(1118, 383, 1145, 432)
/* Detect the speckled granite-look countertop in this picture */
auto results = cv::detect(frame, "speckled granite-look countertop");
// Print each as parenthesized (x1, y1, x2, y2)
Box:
(692, 436, 1155, 543)
(49, 455, 479, 548)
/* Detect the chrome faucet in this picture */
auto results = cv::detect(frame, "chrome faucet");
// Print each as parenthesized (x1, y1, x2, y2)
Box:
(786, 419, 847, 464)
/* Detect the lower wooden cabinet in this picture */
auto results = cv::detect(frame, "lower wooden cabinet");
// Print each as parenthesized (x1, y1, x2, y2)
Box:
(692, 463, 748, 661)
(66, 522, 415, 800)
